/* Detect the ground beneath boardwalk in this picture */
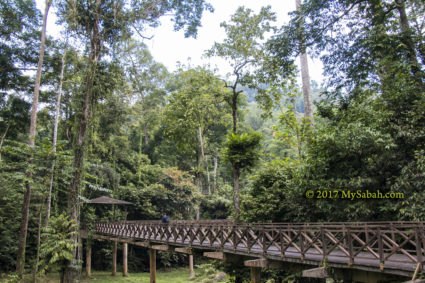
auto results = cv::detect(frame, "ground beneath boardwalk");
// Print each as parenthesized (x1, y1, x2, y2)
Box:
(29, 268, 227, 283)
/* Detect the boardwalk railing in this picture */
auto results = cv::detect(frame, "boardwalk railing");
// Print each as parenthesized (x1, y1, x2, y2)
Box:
(95, 220, 425, 273)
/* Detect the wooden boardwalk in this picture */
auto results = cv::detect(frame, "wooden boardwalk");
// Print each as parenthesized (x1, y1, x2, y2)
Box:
(88, 220, 425, 282)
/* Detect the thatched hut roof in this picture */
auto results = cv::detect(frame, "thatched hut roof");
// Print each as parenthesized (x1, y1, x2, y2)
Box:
(89, 196, 132, 205)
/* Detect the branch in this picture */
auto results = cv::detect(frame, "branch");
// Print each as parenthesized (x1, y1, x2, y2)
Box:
(132, 24, 154, 40)
(310, 0, 364, 40)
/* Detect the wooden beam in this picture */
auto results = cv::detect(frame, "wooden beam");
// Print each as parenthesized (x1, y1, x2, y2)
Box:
(86, 243, 91, 277)
(132, 241, 149, 247)
(244, 259, 267, 268)
(123, 242, 128, 277)
(203, 251, 225, 260)
(302, 267, 329, 278)
(150, 248, 156, 283)
(150, 245, 170, 251)
(91, 234, 149, 247)
(244, 258, 284, 269)
(112, 241, 117, 276)
(250, 267, 261, 283)
(175, 247, 192, 254)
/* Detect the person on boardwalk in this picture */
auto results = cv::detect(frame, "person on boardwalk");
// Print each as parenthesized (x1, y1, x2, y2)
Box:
(161, 213, 169, 224)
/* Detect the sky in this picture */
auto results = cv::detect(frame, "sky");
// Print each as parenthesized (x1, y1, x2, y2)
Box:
(38, 0, 323, 83)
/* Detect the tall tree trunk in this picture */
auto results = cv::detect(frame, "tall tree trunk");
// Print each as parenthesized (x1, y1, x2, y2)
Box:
(232, 165, 240, 220)
(396, 0, 419, 67)
(16, 0, 51, 276)
(196, 148, 203, 193)
(198, 126, 210, 194)
(395, 0, 424, 89)
(46, 47, 67, 227)
(291, 100, 302, 159)
(295, 0, 314, 125)
(205, 155, 211, 194)
(33, 201, 45, 283)
(64, 60, 97, 283)
(64, 1, 103, 279)
(213, 155, 218, 193)
(0, 123, 10, 163)
(230, 90, 241, 219)
(232, 93, 238, 133)
(144, 123, 149, 145)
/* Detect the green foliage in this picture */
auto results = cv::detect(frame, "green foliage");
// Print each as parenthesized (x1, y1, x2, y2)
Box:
(200, 187, 233, 220)
(0, 95, 31, 141)
(274, 105, 313, 159)
(206, 6, 284, 113)
(164, 67, 230, 156)
(0, 0, 41, 94)
(121, 167, 201, 220)
(240, 160, 301, 223)
(223, 132, 262, 171)
(38, 213, 79, 274)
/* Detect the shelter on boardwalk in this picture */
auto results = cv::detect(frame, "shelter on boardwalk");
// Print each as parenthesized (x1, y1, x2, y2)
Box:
(85, 196, 133, 277)
(89, 196, 132, 205)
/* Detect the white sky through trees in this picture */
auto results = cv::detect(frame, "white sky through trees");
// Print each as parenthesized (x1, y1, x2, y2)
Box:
(37, 0, 323, 84)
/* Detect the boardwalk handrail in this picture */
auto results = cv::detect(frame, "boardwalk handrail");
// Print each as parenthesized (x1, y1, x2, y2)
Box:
(94, 220, 425, 274)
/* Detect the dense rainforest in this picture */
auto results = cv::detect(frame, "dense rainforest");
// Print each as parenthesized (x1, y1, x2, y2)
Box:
(0, 0, 424, 282)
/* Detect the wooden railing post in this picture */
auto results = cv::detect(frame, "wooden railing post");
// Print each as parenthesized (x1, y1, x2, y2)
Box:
(377, 228, 384, 270)
(321, 226, 327, 263)
(347, 226, 353, 265)
(233, 224, 237, 250)
(416, 226, 423, 270)
(300, 226, 304, 261)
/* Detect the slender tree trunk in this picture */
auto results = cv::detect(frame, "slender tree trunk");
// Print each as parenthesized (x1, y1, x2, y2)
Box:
(198, 126, 210, 194)
(230, 90, 240, 220)
(16, 0, 51, 276)
(296, 129, 302, 159)
(213, 155, 218, 193)
(232, 165, 240, 220)
(396, 0, 419, 67)
(196, 148, 203, 193)
(295, 0, 314, 125)
(232, 93, 238, 133)
(0, 123, 10, 163)
(144, 123, 149, 145)
(395, 0, 424, 89)
(138, 135, 142, 183)
(46, 47, 67, 227)
(291, 100, 302, 159)
(205, 155, 211, 194)
(33, 201, 45, 283)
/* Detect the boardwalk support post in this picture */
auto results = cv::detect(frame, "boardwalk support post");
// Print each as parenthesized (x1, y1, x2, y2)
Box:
(112, 241, 117, 276)
(86, 242, 91, 277)
(150, 248, 156, 283)
(250, 267, 261, 283)
(189, 254, 195, 279)
(123, 242, 128, 277)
